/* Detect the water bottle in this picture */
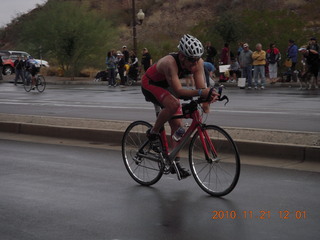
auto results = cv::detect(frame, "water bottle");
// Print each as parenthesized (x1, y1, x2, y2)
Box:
(172, 127, 185, 142)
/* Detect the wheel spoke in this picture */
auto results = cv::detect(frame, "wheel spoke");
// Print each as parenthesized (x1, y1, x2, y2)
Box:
(122, 121, 163, 186)
(189, 126, 240, 196)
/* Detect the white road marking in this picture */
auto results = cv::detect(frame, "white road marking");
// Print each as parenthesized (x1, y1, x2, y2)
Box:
(0, 100, 319, 116)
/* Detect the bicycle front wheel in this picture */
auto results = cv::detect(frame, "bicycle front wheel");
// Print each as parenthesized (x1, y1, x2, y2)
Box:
(189, 125, 240, 197)
(23, 74, 32, 92)
(36, 75, 46, 93)
(122, 121, 164, 186)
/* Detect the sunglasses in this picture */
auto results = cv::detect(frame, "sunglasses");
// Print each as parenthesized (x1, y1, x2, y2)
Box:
(186, 56, 200, 63)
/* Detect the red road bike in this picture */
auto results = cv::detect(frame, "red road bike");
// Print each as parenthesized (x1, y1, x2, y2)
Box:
(122, 87, 240, 196)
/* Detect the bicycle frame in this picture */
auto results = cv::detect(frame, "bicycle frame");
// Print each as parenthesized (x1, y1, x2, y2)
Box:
(160, 106, 217, 163)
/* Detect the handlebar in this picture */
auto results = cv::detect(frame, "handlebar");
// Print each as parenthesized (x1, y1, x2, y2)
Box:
(196, 86, 229, 106)
(177, 86, 229, 119)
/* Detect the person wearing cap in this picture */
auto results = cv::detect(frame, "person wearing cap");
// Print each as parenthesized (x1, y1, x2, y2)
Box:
(141, 34, 219, 178)
(141, 48, 153, 72)
(122, 46, 129, 63)
(239, 43, 253, 88)
(304, 37, 319, 88)
(286, 39, 299, 81)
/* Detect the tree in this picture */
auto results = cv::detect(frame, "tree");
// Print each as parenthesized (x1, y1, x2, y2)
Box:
(214, 13, 241, 44)
(18, 1, 117, 77)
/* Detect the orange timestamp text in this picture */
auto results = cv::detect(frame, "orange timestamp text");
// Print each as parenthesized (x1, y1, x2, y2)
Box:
(211, 210, 307, 220)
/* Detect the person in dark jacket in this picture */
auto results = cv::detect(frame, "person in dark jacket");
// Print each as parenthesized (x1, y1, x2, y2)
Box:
(205, 41, 217, 64)
(117, 52, 126, 86)
(266, 43, 281, 84)
(122, 46, 130, 64)
(141, 48, 152, 72)
(129, 51, 139, 80)
(303, 37, 319, 89)
(14, 56, 25, 85)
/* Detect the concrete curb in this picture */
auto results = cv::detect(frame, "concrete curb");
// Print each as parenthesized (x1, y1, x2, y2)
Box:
(0, 114, 319, 162)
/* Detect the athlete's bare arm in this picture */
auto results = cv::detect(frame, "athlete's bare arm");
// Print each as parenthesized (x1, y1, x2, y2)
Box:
(157, 55, 209, 99)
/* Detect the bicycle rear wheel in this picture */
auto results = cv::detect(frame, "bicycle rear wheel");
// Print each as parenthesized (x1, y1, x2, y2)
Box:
(36, 75, 46, 93)
(189, 125, 240, 197)
(126, 76, 133, 86)
(122, 121, 164, 186)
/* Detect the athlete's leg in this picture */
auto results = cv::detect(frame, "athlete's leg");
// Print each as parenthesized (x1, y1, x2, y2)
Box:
(151, 94, 180, 133)
(168, 117, 190, 178)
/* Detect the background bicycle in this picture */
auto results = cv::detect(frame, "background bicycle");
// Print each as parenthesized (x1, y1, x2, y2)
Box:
(24, 72, 46, 93)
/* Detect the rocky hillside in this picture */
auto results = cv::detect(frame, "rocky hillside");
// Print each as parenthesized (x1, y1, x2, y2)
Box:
(1, 0, 319, 59)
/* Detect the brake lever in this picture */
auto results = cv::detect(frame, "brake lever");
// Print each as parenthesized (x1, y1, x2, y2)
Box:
(219, 95, 229, 105)
(217, 85, 229, 106)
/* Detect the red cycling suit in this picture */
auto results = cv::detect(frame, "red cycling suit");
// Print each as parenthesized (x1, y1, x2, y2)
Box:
(142, 53, 187, 115)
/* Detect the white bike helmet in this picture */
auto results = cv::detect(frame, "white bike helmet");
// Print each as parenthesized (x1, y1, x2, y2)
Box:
(178, 34, 204, 58)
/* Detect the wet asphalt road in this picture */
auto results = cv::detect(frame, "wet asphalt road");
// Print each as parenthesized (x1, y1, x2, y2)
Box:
(0, 82, 319, 132)
(1, 138, 319, 240)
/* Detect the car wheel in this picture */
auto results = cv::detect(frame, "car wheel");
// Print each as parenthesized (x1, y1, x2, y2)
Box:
(3, 66, 13, 75)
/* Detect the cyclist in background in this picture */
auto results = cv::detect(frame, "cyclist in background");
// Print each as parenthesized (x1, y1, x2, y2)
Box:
(25, 56, 40, 89)
(141, 34, 219, 178)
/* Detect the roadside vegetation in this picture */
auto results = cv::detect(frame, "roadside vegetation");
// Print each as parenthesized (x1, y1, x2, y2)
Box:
(17, 1, 117, 77)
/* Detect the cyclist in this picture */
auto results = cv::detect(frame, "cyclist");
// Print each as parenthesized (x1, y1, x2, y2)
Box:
(141, 34, 219, 179)
(25, 56, 40, 89)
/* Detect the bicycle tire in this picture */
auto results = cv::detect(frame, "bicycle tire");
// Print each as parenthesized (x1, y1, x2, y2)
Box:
(36, 75, 46, 93)
(189, 125, 240, 197)
(122, 121, 164, 186)
(126, 77, 133, 86)
(23, 74, 33, 92)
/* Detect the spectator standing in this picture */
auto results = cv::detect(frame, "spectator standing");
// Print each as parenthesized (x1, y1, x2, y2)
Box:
(14, 56, 25, 85)
(220, 43, 231, 65)
(228, 57, 241, 83)
(266, 43, 281, 84)
(205, 41, 217, 64)
(237, 42, 244, 56)
(305, 37, 319, 89)
(239, 43, 253, 88)
(286, 39, 298, 81)
(106, 50, 117, 87)
(204, 61, 215, 87)
(122, 46, 130, 63)
(22, 56, 28, 81)
(116, 51, 126, 87)
(129, 51, 139, 81)
(252, 43, 266, 89)
(141, 48, 152, 72)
